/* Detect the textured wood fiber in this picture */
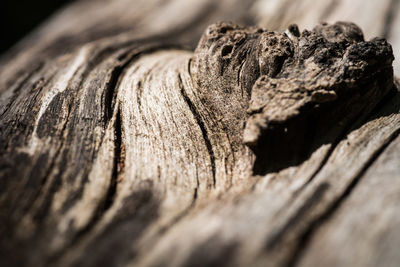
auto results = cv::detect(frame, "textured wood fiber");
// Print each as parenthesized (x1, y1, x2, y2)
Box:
(1, 0, 400, 267)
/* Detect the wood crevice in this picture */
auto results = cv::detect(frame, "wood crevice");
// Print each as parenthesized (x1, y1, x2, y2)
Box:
(285, 126, 400, 267)
(178, 74, 217, 188)
(1, 1, 400, 266)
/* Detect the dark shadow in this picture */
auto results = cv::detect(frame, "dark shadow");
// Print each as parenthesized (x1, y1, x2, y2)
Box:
(252, 73, 399, 175)
(0, 0, 75, 55)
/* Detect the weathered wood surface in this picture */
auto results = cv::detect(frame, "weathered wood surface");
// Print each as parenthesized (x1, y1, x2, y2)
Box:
(1, 0, 400, 267)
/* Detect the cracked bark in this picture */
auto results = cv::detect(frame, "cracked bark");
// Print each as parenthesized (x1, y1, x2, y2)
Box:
(1, 1, 400, 267)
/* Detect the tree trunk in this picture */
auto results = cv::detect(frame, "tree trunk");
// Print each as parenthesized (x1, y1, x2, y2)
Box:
(1, 0, 400, 267)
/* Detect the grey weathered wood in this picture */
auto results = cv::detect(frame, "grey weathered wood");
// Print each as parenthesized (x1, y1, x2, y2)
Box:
(298, 91, 400, 267)
(1, 1, 400, 267)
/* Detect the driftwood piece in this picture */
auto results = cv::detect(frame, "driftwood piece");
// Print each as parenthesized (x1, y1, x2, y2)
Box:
(1, 0, 400, 267)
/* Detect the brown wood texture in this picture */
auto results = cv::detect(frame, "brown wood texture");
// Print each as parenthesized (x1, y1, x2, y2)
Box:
(1, 0, 400, 266)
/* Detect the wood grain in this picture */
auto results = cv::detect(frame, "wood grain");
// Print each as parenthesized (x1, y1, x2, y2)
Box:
(1, 1, 400, 267)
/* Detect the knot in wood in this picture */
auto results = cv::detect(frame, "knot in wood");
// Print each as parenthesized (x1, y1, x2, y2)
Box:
(190, 21, 394, 174)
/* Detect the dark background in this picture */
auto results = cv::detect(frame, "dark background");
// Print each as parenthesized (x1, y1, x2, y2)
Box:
(1, 0, 74, 55)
